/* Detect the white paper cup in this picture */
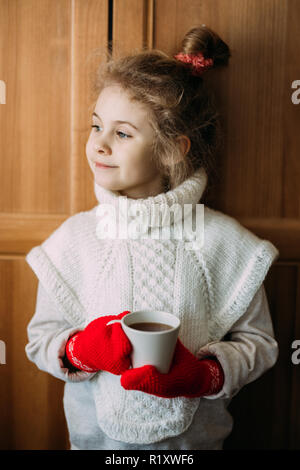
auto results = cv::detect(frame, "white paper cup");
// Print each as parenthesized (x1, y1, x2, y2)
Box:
(115, 310, 180, 374)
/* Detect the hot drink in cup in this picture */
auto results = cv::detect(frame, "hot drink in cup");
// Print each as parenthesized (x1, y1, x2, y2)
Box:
(109, 310, 180, 374)
(121, 310, 180, 374)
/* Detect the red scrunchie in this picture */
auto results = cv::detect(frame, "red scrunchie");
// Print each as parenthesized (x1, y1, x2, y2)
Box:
(174, 52, 213, 76)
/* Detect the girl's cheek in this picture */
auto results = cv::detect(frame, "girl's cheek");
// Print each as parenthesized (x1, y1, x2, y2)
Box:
(86, 138, 93, 155)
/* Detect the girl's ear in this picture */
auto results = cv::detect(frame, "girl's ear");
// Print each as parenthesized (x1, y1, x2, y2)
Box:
(175, 135, 191, 160)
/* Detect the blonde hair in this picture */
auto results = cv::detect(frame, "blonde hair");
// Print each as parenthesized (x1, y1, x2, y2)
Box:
(90, 25, 231, 190)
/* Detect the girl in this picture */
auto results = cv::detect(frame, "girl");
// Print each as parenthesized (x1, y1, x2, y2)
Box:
(25, 25, 279, 450)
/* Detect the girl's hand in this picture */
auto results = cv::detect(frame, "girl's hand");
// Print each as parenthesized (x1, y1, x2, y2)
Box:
(120, 339, 224, 398)
(65, 311, 132, 374)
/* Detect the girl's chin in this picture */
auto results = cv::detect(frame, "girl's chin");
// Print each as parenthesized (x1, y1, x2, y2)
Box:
(94, 174, 123, 192)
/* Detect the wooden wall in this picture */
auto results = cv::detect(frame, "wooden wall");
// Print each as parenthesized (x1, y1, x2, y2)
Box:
(0, 0, 299, 449)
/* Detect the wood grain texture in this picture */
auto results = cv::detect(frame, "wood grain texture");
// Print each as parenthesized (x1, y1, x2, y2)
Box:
(290, 265, 300, 448)
(238, 217, 300, 260)
(0, 0, 71, 214)
(113, 0, 152, 56)
(282, 0, 300, 217)
(225, 264, 297, 449)
(71, 0, 109, 213)
(0, 260, 67, 449)
(0, 213, 67, 254)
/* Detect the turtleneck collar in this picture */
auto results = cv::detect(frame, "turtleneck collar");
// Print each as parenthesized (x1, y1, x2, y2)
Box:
(93, 168, 207, 239)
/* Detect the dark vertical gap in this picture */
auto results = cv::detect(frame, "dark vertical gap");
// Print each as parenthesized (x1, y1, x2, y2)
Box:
(108, 0, 113, 55)
(143, 0, 147, 49)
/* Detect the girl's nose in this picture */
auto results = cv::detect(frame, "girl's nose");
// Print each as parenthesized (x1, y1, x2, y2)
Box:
(94, 142, 111, 155)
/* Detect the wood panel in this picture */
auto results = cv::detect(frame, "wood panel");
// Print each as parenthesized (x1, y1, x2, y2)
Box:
(71, 0, 109, 213)
(0, 213, 66, 255)
(0, 260, 13, 449)
(0, 0, 71, 215)
(238, 217, 300, 261)
(113, 0, 154, 55)
(290, 267, 300, 448)
(224, 264, 299, 449)
(0, 259, 67, 449)
(283, 0, 300, 217)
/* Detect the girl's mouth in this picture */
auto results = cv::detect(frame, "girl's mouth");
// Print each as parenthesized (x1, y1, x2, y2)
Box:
(95, 162, 118, 169)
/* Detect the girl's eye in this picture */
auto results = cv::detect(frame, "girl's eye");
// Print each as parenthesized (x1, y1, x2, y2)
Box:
(91, 125, 131, 139)
(91, 125, 101, 132)
(117, 131, 131, 139)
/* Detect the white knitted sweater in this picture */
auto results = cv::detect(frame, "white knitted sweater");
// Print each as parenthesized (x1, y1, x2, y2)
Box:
(26, 168, 279, 444)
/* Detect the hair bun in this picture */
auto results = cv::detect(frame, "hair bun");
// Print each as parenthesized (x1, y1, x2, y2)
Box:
(181, 25, 231, 68)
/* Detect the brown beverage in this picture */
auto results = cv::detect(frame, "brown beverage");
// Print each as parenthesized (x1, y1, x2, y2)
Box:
(129, 322, 173, 332)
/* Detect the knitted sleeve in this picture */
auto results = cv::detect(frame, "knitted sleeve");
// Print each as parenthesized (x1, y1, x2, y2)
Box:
(196, 284, 278, 399)
(25, 281, 96, 383)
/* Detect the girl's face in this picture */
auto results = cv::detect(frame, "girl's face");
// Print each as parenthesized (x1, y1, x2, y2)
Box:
(86, 84, 165, 199)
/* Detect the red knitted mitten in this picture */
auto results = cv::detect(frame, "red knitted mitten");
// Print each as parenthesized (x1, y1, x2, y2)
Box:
(121, 338, 224, 398)
(65, 311, 132, 374)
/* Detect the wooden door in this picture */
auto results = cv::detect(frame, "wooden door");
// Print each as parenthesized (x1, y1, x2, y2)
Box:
(1, 0, 299, 450)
